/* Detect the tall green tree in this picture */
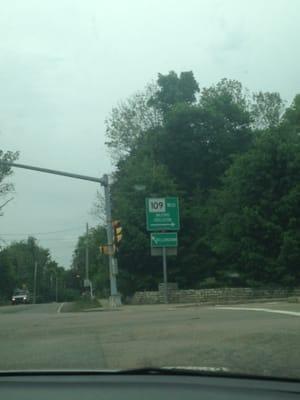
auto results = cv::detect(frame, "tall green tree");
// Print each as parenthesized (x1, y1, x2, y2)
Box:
(0, 237, 62, 302)
(105, 83, 162, 160)
(71, 225, 109, 296)
(251, 91, 285, 130)
(208, 119, 300, 286)
(148, 71, 199, 113)
(0, 250, 16, 301)
(95, 72, 300, 295)
(282, 94, 300, 129)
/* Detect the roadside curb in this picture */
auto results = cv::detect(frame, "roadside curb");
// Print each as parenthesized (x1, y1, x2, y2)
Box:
(83, 307, 122, 312)
(57, 302, 65, 313)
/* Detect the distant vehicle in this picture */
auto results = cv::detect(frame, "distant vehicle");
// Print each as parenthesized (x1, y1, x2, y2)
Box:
(11, 289, 30, 305)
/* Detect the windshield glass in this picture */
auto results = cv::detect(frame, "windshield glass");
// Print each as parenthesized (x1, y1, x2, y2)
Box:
(0, 0, 300, 380)
(13, 290, 27, 296)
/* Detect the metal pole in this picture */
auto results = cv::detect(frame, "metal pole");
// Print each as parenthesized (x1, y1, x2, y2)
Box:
(0, 161, 104, 184)
(85, 223, 89, 281)
(33, 261, 37, 304)
(85, 222, 93, 299)
(90, 281, 94, 299)
(162, 247, 168, 304)
(102, 175, 121, 307)
(55, 274, 58, 302)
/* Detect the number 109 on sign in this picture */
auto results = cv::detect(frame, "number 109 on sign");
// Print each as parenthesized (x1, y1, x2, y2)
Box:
(149, 198, 166, 213)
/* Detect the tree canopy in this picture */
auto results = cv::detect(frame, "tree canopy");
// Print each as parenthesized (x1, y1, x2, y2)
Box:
(96, 71, 300, 295)
(0, 237, 65, 302)
(70, 225, 109, 297)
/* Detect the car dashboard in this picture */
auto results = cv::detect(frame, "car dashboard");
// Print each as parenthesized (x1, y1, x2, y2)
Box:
(0, 372, 300, 400)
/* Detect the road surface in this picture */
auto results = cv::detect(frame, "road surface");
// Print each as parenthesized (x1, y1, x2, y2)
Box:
(0, 301, 299, 378)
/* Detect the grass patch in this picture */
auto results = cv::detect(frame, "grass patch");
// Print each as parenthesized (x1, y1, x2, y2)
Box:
(69, 297, 102, 312)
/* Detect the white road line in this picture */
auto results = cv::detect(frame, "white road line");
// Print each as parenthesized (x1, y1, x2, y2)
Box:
(216, 306, 300, 317)
(57, 302, 64, 313)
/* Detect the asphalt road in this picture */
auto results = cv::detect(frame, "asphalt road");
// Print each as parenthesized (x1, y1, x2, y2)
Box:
(0, 301, 299, 379)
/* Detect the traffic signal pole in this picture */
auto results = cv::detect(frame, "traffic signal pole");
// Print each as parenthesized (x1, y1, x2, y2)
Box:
(162, 247, 168, 303)
(85, 223, 89, 283)
(102, 174, 121, 307)
(0, 161, 121, 307)
(33, 261, 38, 304)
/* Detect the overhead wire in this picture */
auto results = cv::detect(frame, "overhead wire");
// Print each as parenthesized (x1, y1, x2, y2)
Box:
(0, 226, 89, 236)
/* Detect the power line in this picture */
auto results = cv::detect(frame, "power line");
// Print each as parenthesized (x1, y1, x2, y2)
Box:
(38, 238, 78, 242)
(0, 226, 87, 236)
(43, 243, 77, 247)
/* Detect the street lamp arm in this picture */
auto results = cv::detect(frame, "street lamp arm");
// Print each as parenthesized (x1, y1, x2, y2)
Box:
(0, 161, 106, 185)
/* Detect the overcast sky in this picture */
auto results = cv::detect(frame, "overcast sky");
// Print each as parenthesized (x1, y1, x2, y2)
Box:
(1, 0, 300, 267)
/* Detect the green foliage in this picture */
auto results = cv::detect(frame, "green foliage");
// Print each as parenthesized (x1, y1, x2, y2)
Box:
(66, 297, 101, 312)
(0, 149, 73, 302)
(110, 153, 181, 295)
(209, 125, 300, 287)
(71, 225, 109, 297)
(0, 250, 16, 301)
(148, 71, 199, 113)
(155, 98, 252, 192)
(282, 94, 300, 128)
(105, 83, 162, 160)
(0, 237, 66, 302)
(251, 91, 285, 129)
(94, 72, 300, 296)
(0, 149, 19, 205)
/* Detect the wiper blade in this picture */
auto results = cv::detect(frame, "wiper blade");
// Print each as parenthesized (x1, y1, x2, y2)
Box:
(0, 368, 299, 383)
(0, 367, 230, 378)
(116, 367, 300, 382)
(118, 366, 230, 376)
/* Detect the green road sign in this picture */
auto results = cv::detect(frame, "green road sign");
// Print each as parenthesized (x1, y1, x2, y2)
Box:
(151, 232, 178, 248)
(146, 197, 180, 231)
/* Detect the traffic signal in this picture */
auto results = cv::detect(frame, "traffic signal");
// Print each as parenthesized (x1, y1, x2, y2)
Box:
(112, 220, 122, 250)
(99, 245, 105, 255)
(99, 245, 114, 255)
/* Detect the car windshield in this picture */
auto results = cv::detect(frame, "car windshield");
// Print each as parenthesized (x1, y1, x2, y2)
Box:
(13, 290, 27, 296)
(0, 0, 300, 381)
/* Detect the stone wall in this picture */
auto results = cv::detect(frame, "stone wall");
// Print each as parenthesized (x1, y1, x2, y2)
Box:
(130, 287, 300, 305)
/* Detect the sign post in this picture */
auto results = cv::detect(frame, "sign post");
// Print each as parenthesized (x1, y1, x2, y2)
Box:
(146, 197, 180, 304)
(162, 247, 168, 303)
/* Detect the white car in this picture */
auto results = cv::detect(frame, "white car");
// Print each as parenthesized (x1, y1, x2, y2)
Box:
(11, 289, 30, 305)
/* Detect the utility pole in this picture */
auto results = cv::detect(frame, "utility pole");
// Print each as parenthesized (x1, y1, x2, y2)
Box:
(103, 174, 121, 307)
(55, 273, 58, 302)
(33, 261, 37, 304)
(0, 161, 122, 307)
(85, 222, 94, 299)
(85, 222, 89, 282)
(162, 247, 168, 303)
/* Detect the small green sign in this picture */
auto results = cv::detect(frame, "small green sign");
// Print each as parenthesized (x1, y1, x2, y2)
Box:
(151, 232, 178, 248)
(146, 197, 180, 231)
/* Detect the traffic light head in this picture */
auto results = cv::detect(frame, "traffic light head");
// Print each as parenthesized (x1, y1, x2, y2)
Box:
(112, 220, 122, 249)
